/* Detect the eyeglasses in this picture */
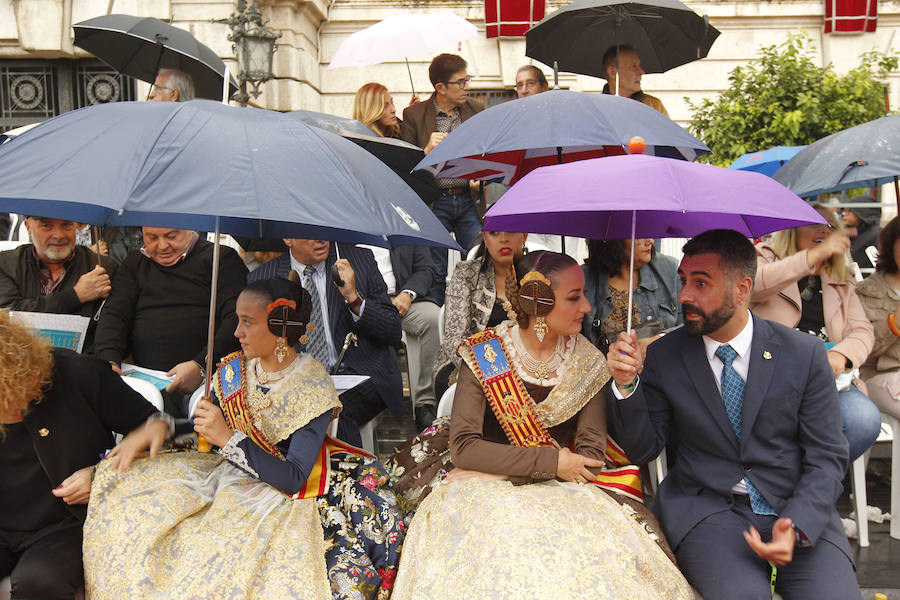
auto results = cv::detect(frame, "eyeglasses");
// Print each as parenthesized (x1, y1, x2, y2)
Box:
(443, 76, 472, 88)
(515, 79, 540, 90)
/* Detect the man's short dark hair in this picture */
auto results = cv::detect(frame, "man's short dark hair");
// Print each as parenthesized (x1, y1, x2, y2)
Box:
(429, 54, 468, 86)
(601, 45, 635, 78)
(682, 229, 757, 285)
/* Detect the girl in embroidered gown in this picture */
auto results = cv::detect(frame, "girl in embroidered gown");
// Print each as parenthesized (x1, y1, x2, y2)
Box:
(391, 251, 693, 600)
(83, 277, 406, 600)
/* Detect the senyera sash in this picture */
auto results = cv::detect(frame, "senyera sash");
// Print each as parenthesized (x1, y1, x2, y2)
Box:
(459, 329, 642, 501)
(216, 352, 371, 499)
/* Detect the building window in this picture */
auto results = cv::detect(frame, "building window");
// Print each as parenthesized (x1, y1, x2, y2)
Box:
(469, 89, 516, 108)
(1, 60, 136, 133)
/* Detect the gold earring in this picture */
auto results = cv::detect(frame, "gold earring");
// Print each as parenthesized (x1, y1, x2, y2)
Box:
(533, 316, 548, 342)
(274, 337, 289, 363)
(503, 300, 517, 321)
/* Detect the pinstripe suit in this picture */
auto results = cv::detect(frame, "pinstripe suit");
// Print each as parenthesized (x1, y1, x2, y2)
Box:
(249, 244, 403, 431)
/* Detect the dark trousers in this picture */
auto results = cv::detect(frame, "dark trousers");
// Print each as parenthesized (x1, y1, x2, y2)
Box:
(0, 523, 83, 600)
(675, 501, 859, 600)
(335, 376, 384, 448)
(429, 191, 482, 305)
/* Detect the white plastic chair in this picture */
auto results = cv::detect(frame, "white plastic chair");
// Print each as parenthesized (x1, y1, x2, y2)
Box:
(865, 245, 879, 269)
(851, 414, 899, 546)
(187, 384, 206, 417)
(646, 448, 668, 493)
(401, 330, 420, 412)
(121, 376, 165, 412)
(437, 383, 456, 418)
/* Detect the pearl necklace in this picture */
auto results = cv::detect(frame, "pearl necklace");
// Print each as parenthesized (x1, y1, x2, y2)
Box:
(255, 355, 299, 385)
(512, 328, 565, 383)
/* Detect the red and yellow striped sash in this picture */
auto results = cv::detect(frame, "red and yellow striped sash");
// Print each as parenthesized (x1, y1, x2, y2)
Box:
(459, 329, 642, 501)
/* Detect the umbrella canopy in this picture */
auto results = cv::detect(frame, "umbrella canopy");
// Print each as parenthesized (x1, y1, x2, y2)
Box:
(484, 154, 825, 239)
(525, 0, 720, 78)
(415, 89, 709, 185)
(0, 100, 457, 250)
(287, 109, 424, 171)
(73, 14, 238, 100)
(773, 115, 900, 198)
(729, 145, 806, 177)
(328, 13, 477, 69)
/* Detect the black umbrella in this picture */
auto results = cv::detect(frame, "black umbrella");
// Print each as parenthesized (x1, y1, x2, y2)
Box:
(73, 14, 238, 101)
(525, 0, 719, 80)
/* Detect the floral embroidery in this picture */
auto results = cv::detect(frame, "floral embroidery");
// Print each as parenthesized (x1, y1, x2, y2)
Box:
(218, 431, 259, 478)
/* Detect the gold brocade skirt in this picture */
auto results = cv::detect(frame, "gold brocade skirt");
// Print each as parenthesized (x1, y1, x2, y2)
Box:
(83, 451, 330, 600)
(391, 479, 694, 600)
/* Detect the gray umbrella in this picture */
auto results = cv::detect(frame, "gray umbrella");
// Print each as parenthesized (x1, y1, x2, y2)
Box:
(73, 14, 238, 100)
(525, 0, 719, 79)
(773, 115, 900, 210)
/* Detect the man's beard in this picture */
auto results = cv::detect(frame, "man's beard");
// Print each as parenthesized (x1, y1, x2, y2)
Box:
(682, 293, 736, 337)
(38, 241, 74, 263)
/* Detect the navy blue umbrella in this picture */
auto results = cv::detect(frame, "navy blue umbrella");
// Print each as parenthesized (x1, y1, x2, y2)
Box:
(414, 89, 709, 185)
(0, 100, 457, 250)
(773, 115, 900, 206)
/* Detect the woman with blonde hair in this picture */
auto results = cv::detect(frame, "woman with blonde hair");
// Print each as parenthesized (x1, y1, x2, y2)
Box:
(0, 310, 163, 599)
(353, 82, 401, 138)
(751, 203, 881, 461)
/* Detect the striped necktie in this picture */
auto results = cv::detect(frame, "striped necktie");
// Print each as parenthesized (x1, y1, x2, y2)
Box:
(302, 265, 330, 369)
(715, 344, 777, 516)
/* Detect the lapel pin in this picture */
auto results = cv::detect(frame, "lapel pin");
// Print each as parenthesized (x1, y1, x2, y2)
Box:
(38, 427, 50, 437)
(762, 351, 772, 360)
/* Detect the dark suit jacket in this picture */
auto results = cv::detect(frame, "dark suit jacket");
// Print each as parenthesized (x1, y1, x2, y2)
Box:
(22, 350, 158, 522)
(249, 244, 404, 419)
(607, 314, 852, 559)
(390, 245, 437, 305)
(400, 93, 484, 150)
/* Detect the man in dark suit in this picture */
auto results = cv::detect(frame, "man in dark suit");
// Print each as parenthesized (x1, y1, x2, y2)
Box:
(249, 240, 403, 446)
(606, 229, 859, 599)
(363, 243, 441, 429)
(401, 53, 484, 305)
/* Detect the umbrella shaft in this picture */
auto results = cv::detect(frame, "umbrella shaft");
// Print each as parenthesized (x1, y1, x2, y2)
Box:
(204, 218, 221, 398)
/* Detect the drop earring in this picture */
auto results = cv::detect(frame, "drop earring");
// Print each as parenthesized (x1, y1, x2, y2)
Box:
(274, 336, 289, 363)
(533, 316, 548, 342)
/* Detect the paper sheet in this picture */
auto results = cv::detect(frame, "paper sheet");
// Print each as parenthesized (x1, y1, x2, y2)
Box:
(332, 374, 370, 395)
(121, 363, 174, 391)
(10, 311, 90, 353)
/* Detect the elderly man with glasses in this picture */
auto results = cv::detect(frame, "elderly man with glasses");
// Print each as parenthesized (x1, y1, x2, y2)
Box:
(400, 53, 484, 305)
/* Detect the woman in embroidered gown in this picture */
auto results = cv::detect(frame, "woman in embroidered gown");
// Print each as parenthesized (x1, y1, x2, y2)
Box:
(83, 277, 406, 600)
(391, 251, 693, 600)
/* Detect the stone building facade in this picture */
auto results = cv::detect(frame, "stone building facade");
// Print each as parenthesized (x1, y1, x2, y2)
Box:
(1, 0, 898, 129)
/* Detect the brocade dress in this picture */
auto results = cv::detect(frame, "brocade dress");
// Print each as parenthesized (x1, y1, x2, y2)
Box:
(390, 322, 693, 600)
(83, 352, 405, 600)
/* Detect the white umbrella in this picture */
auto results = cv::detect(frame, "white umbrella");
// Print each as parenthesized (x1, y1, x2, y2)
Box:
(327, 12, 478, 95)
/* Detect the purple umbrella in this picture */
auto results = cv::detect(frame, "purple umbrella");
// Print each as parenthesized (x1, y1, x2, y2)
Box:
(484, 154, 826, 329)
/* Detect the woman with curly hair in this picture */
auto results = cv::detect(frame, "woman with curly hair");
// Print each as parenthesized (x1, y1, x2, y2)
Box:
(391, 251, 692, 599)
(84, 277, 406, 600)
(0, 311, 163, 600)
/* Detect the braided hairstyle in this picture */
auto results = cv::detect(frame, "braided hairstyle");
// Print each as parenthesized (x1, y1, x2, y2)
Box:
(240, 272, 313, 346)
(505, 251, 578, 328)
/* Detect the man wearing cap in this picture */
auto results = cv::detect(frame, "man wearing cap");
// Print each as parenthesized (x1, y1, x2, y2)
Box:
(841, 195, 882, 270)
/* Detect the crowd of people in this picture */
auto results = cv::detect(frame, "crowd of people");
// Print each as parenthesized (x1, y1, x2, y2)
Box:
(0, 48, 894, 600)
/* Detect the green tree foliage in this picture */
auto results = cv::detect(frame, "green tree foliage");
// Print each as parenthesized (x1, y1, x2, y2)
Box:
(688, 33, 898, 166)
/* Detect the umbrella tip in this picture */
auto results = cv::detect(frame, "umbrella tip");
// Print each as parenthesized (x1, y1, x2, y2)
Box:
(627, 136, 646, 155)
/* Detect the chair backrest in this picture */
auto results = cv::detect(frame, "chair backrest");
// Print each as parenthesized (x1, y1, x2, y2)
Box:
(437, 382, 456, 418)
(865, 245, 879, 269)
(0, 239, 27, 251)
(121, 376, 165, 412)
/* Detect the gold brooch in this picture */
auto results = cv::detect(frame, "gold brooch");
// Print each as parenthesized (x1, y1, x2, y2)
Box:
(39, 428, 49, 437)
(763, 351, 772, 360)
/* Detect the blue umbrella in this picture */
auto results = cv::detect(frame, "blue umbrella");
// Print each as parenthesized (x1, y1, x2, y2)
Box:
(728, 145, 806, 177)
(414, 89, 709, 185)
(773, 115, 900, 204)
(0, 100, 459, 405)
(0, 100, 457, 250)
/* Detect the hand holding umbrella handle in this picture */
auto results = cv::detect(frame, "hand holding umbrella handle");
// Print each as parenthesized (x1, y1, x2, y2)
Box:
(197, 433, 212, 453)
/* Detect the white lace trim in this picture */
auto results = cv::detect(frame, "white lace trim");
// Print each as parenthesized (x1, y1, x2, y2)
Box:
(499, 321, 576, 387)
(217, 431, 259, 478)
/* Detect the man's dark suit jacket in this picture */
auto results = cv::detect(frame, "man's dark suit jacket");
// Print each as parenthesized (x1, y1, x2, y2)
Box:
(390, 245, 437, 305)
(607, 314, 852, 560)
(22, 350, 157, 523)
(249, 244, 404, 420)
(399, 93, 484, 150)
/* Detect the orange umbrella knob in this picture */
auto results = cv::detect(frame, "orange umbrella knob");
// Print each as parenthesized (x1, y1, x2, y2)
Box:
(628, 136, 646, 154)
